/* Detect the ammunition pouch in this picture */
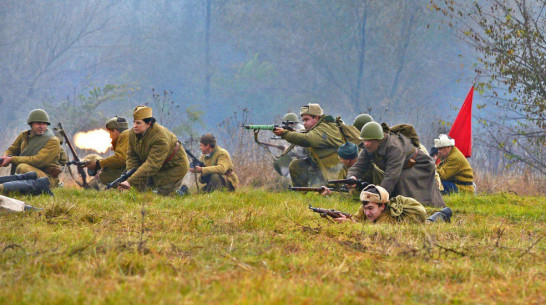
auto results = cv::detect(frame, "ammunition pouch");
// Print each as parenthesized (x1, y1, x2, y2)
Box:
(403, 149, 419, 169)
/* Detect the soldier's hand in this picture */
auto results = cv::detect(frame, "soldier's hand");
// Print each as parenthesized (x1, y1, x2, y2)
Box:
(319, 186, 332, 196)
(118, 181, 131, 191)
(86, 160, 99, 170)
(0, 156, 12, 167)
(272, 127, 285, 136)
(334, 214, 351, 223)
(346, 176, 358, 189)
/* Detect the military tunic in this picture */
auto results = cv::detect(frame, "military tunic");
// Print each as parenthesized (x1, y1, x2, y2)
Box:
(4, 129, 64, 186)
(199, 145, 239, 192)
(347, 133, 445, 207)
(126, 123, 189, 195)
(281, 116, 344, 186)
(437, 146, 474, 193)
(353, 195, 428, 224)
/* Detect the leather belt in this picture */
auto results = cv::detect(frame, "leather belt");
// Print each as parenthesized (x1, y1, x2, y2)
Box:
(403, 148, 419, 169)
(164, 142, 180, 164)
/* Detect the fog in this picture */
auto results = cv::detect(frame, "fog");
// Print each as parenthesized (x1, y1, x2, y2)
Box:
(0, 0, 476, 149)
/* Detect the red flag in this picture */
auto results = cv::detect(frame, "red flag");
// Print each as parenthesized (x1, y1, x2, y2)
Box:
(448, 86, 473, 158)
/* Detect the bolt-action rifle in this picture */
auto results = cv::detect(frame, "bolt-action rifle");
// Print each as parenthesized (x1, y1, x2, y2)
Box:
(328, 178, 369, 190)
(57, 123, 89, 188)
(308, 204, 352, 219)
(241, 120, 297, 131)
(288, 186, 349, 193)
(105, 168, 137, 189)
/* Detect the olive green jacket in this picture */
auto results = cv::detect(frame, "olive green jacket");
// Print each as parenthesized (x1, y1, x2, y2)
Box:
(126, 123, 189, 185)
(354, 195, 427, 224)
(437, 146, 474, 193)
(281, 116, 344, 180)
(199, 146, 239, 190)
(4, 130, 63, 172)
(99, 129, 129, 170)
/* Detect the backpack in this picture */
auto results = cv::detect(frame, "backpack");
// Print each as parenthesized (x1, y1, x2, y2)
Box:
(335, 116, 363, 146)
(381, 123, 421, 148)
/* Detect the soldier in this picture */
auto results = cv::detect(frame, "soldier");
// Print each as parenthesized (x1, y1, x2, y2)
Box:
(273, 112, 306, 178)
(434, 134, 475, 194)
(334, 184, 452, 224)
(1, 109, 65, 189)
(189, 133, 239, 192)
(117, 106, 189, 195)
(83, 117, 130, 190)
(347, 122, 445, 207)
(272, 103, 344, 186)
(352, 114, 374, 133)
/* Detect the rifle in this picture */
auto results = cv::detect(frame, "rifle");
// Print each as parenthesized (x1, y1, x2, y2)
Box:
(288, 186, 349, 193)
(241, 120, 296, 131)
(328, 178, 369, 189)
(308, 204, 352, 219)
(57, 123, 89, 188)
(105, 168, 137, 189)
(184, 149, 207, 192)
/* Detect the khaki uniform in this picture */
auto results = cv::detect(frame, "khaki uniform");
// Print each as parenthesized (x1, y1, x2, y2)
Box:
(437, 146, 474, 193)
(353, 195, 428, 224)
(347, 133, 445, 207)
(126, 123, 189, 195)
(98, 129, 129, 185)
(281, 116, 344, 186)
(4, 129, 64, 186)
(199, 146, 239, 192)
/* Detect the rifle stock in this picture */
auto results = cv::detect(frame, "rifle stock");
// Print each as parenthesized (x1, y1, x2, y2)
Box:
(308, 204, 352, 219)
(105, 168, 137, 189)
(57, 123, 89, 188)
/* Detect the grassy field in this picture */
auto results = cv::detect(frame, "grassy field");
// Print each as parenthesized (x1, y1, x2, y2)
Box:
(1, 188, 544, 304)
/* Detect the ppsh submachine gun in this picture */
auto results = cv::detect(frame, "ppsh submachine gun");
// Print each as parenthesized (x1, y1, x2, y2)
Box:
(56, 122, 89, 188)
(105, 168, 137, 190)
(308, 204, 352, 220)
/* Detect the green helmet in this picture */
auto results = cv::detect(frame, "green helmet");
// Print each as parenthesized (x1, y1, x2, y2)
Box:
(27, 109, 50, 125)
(282, 112, 299, 123)
(352, 114, 373, 131)
(360, 122, 384, 140)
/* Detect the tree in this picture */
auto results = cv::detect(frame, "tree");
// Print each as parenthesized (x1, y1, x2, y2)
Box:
(432, 0, 546, 174)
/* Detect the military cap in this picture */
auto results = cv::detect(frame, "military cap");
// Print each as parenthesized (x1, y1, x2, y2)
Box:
(434, 134, 455, 148)
(200, 133, 217, 146)
(360, 122, 384, 140)
(360, 184, 389, 204)
(105, 116, 129, 130)
(300, 103, 323, 117)
(133, 106, 153, 120)
(337, 142, 359, 160)
(27, 109, 51, 125)
(429, 147, 439, 157)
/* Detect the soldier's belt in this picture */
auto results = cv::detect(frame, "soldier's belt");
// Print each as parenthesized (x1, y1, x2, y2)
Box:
(164, 142, 180, 164)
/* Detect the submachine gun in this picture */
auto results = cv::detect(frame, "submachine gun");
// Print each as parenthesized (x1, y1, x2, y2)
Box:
(57, 122, 89, 188)
(105, 168, 137, 190)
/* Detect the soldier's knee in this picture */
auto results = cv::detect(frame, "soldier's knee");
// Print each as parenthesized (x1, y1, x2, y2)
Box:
(15, 164, 34, 174)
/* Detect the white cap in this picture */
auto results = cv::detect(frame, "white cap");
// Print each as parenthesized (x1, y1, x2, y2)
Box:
(434, 134, 455, 148)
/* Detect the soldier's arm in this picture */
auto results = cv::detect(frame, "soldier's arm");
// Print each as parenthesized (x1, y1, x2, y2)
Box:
(201, 151, 231, 176)
(3, 133, 23, 156)
(10, 137, 61, 168)
(280, 129, 324, 147)
(379, 145, 405, 194)
(436, 155, 460, 180)
(346, 150, 371, 179)
(100, 133, 128, 169)
(127, 137, 170, 185)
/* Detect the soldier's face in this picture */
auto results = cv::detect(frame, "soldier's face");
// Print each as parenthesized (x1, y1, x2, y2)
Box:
(338, 156, 357, 168)
(301, 115, 319, 130)
(199, 143, 213, 154)
(108, 129, 120, 142)
(438, 147, 451, 159)
(362, 202, 385, 222)
(133, 120, 150, 134)
(363, 140, 380, 153)
(30, 122, 48, 135)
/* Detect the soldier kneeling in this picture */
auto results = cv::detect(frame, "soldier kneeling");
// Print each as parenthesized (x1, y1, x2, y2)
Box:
(189, 134, 239, 193)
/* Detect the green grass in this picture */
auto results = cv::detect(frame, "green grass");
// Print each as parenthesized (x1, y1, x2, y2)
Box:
(1, 189, 544, 304)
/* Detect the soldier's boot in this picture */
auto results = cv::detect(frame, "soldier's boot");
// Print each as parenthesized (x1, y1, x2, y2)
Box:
(176, 185, 190, 196)
(426, 207, 453, 223)
(1, 177, 53, 196)
(0, 171, 38, 184)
